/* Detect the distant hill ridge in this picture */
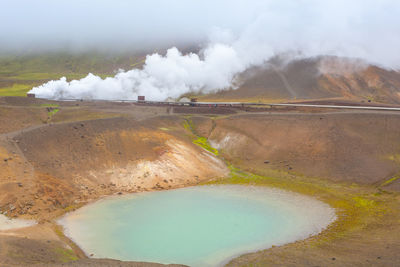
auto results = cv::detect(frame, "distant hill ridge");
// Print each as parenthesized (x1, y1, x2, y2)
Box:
(204, 56, 400, 104)
(1, 53, 400, 104)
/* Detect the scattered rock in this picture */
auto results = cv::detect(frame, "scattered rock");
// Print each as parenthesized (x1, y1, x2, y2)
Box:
(377, 257, 381, 259)
(332, 258, 336, 261)
(17, 182, 23, 187)
(264, 160, 270, 164)
(117, 192, 122, 195)
(3, 158, 7, 162)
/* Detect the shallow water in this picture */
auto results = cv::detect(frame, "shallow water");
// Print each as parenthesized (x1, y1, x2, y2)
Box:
(0, 214, 35, 231)
(59, 185, 335, 266)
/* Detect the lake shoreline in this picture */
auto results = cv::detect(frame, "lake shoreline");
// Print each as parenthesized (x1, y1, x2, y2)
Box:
(58, 184, 336, 267)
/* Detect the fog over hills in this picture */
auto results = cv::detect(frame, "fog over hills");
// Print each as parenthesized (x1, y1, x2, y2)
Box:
(25, 53, 400, 104)
(2, 0, 400, 102)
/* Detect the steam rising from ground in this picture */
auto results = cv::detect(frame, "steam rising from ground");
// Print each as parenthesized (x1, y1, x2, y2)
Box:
(30, 44, 248, 100)
(27, 0, 400, 100)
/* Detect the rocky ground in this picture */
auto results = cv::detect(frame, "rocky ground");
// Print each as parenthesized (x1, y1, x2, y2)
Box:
(0, 96, 399, 266)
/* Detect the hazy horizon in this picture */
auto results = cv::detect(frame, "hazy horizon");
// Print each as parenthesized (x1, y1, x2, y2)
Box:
(1, 0, 399, 69)
(4, 0, 400, 100)
(1, 0, 258, 54)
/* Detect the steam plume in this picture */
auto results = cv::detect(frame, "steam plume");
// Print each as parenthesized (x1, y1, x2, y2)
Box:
(28, 0, 400, 100)
(30, 44, 247, 100)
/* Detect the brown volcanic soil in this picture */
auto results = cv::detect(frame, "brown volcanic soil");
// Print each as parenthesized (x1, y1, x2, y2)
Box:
(1, 116, 228, 221)
(0, 106, 48, 134)
(202, 56, 400, 104)
(0, 98, 227, 266)
(0, 96, 400, 266)
(192, 113, 400, 267)
(204, 112, 400, 185)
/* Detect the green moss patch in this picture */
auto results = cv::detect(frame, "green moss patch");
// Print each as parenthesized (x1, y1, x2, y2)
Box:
(381, 175, 400, 187)
(40, 104, 60, 108)
(193, 137, 219, 156)
(0, 83, 34, 96)
(184, 117, 219, 156)
(48, 108, 59, 117)
(54, 247, 79, 263)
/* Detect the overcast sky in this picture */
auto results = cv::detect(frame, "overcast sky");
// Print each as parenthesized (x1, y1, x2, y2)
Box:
(1, 0, 400, 68)
(0, 0, 260, 52)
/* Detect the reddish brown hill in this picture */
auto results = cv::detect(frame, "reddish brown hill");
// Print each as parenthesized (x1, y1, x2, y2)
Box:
(203, 56, 400, 104)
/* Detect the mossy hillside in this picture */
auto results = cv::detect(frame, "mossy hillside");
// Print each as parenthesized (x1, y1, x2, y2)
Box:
(0, 52, 143, 76)
(0, 84, 37, 96)
(0, 52, 146, 97)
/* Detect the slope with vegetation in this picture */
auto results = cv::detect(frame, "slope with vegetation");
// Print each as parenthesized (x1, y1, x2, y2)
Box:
(1, 53, 400, 105)
(0, 52, 147, 96)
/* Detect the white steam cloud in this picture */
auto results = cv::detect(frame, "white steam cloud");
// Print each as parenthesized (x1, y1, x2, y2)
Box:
(28, 0, 400, 101)
(30, 43, 248, 101)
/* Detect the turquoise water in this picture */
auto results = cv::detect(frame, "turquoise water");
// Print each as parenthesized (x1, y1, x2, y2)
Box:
(60, 185, 335, 266)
